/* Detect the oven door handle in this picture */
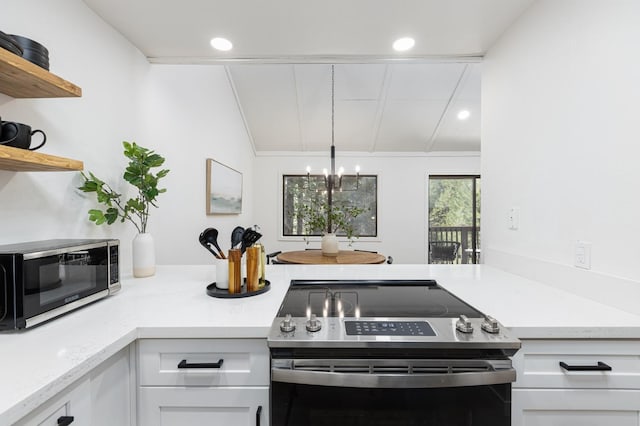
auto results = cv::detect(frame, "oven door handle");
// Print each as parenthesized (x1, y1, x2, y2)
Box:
(271, 367, 516, 389)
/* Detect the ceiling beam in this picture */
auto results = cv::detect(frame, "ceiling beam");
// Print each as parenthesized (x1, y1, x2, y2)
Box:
(424, 64, 469, 152)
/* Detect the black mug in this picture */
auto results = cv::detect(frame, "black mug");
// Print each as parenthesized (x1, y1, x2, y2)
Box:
(0, 120, 47, 151)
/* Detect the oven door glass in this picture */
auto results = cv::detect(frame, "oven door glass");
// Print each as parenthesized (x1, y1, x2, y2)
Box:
(23, 247, 109, 316)
(272, 382, 511, 426)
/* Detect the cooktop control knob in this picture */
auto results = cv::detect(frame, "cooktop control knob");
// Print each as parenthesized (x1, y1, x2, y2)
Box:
(280, 314, 296, 333)
(481, 315, 500, 334)
(306, 314, 322, 332)
(455, 315, 474, 333)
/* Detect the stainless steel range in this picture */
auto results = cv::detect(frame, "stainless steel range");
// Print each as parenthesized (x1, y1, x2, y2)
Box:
(267, 279, 521, 426)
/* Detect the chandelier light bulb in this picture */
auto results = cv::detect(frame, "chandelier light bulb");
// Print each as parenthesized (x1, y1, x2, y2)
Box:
(306, 165, 311, 174)
(355, 165, 361, 173)
(323, 168, 328, 177)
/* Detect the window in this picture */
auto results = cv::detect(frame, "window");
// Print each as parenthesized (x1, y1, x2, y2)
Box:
(428, 175, 481, 264)
(283, 174, 377, 237)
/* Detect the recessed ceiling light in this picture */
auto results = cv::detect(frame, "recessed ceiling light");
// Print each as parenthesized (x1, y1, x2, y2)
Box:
(210, 37, 233, 51)
(457, 110, 471, 120)
(393, 37, 415, 52)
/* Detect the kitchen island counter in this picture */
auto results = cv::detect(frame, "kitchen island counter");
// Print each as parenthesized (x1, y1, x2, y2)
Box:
(1, 264, 639, 424)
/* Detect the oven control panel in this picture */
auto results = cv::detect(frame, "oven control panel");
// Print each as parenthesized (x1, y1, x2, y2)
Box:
(345, 321, 436, 336)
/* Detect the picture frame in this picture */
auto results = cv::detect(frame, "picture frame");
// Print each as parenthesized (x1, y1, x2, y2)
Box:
(206, 158, 243, 214)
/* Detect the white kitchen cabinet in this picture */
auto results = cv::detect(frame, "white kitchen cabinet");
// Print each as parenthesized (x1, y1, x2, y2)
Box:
(512, 339, 640, 426)
(139, 386, 267, 425)
(137, 338, 270, 426)
(513, 388, 640, 426)
(89, 346, 135, 426)
(14, 378, 91, 426)
(14, 346, 133, 426)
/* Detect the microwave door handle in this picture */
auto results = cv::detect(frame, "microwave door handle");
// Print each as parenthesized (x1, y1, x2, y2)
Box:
(0, 265, 6, 322)
(271, 367, 516, 389)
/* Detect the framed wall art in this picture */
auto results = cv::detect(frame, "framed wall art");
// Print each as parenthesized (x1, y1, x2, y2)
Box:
(206, 158, 243, 214)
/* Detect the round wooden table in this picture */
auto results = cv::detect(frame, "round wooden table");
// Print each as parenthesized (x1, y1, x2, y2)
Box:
(276, 250, 386, 265)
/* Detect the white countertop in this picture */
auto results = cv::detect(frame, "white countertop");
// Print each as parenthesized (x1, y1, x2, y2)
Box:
(2, 264, 640, 424)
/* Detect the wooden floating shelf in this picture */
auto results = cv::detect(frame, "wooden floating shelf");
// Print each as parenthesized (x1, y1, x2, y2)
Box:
(0, 48, 81, 98)
(0, 145, 83, 171)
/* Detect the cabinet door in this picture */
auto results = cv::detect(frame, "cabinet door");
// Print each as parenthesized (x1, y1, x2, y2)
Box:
(513, 389, 640, 426)
(15, 379, 91, 426)
(138, 386, 268, 426)
(90, 346, 133, 426)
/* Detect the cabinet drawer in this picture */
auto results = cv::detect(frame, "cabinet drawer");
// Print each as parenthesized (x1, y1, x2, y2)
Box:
(138, 338, 269, 386)
(513, 340, 640, 389)
(138, 386, 269, 426)
(512, 388, 640, 426)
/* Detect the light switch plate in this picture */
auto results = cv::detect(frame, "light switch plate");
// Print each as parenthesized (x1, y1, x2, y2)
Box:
(574, 240, 592, 269)
(508, 207, 520, 230)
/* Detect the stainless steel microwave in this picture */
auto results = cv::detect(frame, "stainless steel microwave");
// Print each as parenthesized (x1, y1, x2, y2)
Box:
(0, 239, 120, 330)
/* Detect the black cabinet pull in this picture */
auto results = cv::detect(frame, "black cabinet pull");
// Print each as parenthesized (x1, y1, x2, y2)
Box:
(177, 359, 224, 369)
(256, 405, 262, 426)
(559, 361, 612, 371)
(57, 416, 75, 426)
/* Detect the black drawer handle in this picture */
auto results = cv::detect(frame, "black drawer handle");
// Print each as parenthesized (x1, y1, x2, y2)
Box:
(559, 361, 612, 371)
(177, 359, 224, 369)
(57, 416, 75, 426)
(256, 405, 262, 426)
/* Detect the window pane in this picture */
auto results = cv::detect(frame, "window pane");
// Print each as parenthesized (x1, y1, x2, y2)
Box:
(283, 175, 377, 237)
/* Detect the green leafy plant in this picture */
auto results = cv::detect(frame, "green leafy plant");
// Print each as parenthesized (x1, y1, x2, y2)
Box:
(78, 141, 169, 234)
(294, 197, 365, 245)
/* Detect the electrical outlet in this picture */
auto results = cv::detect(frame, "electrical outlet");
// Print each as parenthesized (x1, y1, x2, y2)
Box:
(508, 207, 520, 230)
(574, 241, 592, 269)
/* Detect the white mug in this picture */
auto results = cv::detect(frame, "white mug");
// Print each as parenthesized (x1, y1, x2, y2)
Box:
(215, 258, 229, 289)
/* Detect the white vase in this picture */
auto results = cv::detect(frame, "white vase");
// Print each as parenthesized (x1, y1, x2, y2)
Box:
(132, 233, 156, 278)
(321, 233, 339, 257)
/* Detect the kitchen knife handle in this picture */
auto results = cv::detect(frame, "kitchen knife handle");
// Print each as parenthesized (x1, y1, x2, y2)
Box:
(177, 359, 224, 369)
(559, 361, 612, 371)
(57, 416, 74, 426)
(256, 405, 262, 426)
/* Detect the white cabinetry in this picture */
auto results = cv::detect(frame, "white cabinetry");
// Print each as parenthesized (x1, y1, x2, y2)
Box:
(512, 340, 640, 425)
(14, 379, 91, 426)
(14, 346, 133, 426)
(137, 338, 269, 426)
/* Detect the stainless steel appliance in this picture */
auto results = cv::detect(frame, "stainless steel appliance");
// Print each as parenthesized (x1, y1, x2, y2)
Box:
(0, 239, 120, 330)
(268, 279, 521, 426)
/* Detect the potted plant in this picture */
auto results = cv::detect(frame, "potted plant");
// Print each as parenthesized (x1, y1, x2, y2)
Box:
(294, 197, 365, 256)
(78, 141, 169, 277)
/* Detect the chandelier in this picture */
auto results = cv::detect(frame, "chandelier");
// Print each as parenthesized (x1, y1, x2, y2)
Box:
(302, 65, 363, 234)
(305, 65, 361, 187)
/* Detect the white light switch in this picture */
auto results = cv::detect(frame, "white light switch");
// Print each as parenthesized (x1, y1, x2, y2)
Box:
(574, 241, 592, 269)
(508, 207, 520, 230)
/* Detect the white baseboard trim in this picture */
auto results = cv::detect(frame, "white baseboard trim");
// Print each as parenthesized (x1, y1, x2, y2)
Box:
(484, 248, 640, 316)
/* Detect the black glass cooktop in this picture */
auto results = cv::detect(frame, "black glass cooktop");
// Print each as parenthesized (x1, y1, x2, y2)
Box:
(277, 279, 482, 318)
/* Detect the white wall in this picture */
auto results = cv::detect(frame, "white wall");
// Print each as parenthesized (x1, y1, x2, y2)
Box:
(482, 0, 640, 311)
(253, 152, 480, 263)
(0, 0, 148, 272)
(139, 64, 255, 266)
(0, 1, 254, 273)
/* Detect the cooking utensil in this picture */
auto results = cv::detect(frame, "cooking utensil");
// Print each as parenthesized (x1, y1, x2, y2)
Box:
(240, 228, 262, 254)
(231, 226, 244, 249)
(204, 228, 226, 259)
(199, 228, 225, 259)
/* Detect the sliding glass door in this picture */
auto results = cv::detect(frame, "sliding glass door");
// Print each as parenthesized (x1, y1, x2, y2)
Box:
(428, 176, 481, 264)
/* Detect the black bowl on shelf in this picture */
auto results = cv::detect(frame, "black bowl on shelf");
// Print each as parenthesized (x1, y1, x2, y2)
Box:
(8, 34, 48, 55)
(22, 49, 49, 70)
(0, 32, 23, 56)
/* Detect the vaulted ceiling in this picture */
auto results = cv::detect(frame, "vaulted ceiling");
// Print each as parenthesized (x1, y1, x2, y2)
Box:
(82, 0, 535, 152)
